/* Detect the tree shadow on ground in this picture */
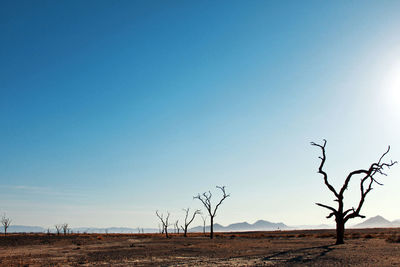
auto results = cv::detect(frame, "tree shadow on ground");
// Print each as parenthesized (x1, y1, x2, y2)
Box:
(263, 244, 336, 263)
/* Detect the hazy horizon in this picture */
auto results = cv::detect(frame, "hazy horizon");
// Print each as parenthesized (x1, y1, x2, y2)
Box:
(1, 1, 400, 229)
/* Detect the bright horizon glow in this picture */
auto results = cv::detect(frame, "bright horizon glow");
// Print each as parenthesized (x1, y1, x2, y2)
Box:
(1, 1, 400, 229)
(383, 61, 400, 117)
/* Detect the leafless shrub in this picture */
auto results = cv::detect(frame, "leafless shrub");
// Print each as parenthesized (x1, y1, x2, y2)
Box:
(55, 224, 62, 235)
(180, 208, 200, 237)
(201, 214, 207, 235)
(174, 220, 180, 234)
(156, 211, 170, 238)
(62, 223, 69, 235)
(1, 214, 11, 236)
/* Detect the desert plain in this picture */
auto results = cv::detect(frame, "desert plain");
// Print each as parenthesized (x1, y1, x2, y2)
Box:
(0, 228, 400, 266)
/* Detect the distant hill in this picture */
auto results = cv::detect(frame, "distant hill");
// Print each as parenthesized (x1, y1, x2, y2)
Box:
(2, 226, 158, 234)
(252, 220, 287, 230)
(291, 224, 334, 230)
(73, 227, 136, 234)
(72, 227, 159, 234)
(353, 215, 394, 228)
(392, 219, 400, 226)
(5, 216, 399, 234)
(190, 220, 288, 232)
(6, 225, 45, 233)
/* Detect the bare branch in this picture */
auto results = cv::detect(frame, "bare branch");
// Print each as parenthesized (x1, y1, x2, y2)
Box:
(311, 140, 339, 198)
(193, 191, 212, 214)
(316, 203, 337, 214)
(344, 147, 397, 222)
(213, 186, 230, 217)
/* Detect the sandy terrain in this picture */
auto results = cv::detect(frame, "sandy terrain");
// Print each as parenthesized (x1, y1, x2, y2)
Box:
(0, 228, 399, 266)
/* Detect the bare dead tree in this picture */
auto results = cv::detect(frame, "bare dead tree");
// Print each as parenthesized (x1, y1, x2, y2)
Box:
(62, 223, 69, 235)
(180, 208, 201, 237)
(156, 211, 170, 238)
(194, 186, 230, 239)
(1, 214, 11, 236)
(174, 220, 180, 234)
(311, 139, 397, 244)
(55, 224, 62, 235)
(201, 214, 207, 235)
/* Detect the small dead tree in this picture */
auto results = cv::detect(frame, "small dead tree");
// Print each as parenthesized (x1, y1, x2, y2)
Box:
(55, 224, 62, 235)
(180, 208, 201, 237)
(194, 186, 230, 239)
(174, 220, 180, 234)
(312, 140, 397, 244)
(1, 214, 11, 236)
(156, 211, 170, 238)
(201, 214, 207, 235)
(62, 223, 69, 235)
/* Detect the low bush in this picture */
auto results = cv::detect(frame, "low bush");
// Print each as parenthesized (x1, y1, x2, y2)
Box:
(350, 233, 361, 239)
(386, 234, 400, 243)
(315, 233, 335, 238)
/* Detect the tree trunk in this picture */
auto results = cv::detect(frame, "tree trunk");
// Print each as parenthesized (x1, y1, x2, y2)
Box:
(210, 216, 214, 239)
(184, 227, 187, 237)
(336, 218, 345, 245)
(165, 226, 169, 238)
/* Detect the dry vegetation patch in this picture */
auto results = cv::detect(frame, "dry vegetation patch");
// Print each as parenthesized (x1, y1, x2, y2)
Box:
(0, 229, 399, 266)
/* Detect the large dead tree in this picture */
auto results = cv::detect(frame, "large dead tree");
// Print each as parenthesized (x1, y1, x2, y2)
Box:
(1, 214, 11, 236)
(194, 186, 230, 239)
(180, 208, 201, 237)
(311, 140, 396, 244)
(156, 211, 170, 238)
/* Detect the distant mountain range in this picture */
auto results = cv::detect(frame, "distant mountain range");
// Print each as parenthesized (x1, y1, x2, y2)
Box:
(352, 215, 400, 228)
(3, 216, 399, 233)
(189, 220, 288, 232)
(7, 225, 46, 233)
(5, 226, 159, 234)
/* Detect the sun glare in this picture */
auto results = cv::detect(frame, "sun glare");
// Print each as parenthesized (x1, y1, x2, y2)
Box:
(382, 62, 400, 114)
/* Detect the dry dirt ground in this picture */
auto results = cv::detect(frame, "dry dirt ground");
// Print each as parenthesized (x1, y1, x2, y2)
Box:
(0, 228, 400, 266)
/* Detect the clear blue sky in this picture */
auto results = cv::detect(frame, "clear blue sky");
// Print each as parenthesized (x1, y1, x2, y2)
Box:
(1, 0, 399, 228)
